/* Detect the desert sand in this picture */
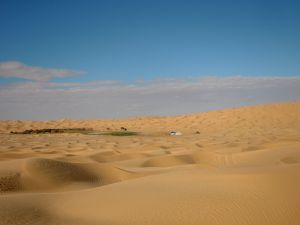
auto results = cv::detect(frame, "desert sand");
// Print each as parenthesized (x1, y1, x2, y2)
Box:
(0, 102, 299, 225)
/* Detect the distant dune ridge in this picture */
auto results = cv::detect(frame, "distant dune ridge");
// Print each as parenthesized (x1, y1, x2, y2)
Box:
(0, 101, 300, 225)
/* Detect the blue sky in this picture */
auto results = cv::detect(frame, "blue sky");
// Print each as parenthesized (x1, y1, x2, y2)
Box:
(1, 0, 300, 84)
(0, 0, 300, 119)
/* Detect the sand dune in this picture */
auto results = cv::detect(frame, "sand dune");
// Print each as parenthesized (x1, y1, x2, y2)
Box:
(0, 101, 300, 225)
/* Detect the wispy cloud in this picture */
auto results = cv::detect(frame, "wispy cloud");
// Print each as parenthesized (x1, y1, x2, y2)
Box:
(0, 61, 84, 81)
(0, 76, 300, 120)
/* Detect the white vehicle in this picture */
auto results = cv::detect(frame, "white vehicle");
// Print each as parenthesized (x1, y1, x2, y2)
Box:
(169, 131, 182, 136)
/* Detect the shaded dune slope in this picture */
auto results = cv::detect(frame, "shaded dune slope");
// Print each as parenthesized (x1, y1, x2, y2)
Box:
(0, 158, 136, 193)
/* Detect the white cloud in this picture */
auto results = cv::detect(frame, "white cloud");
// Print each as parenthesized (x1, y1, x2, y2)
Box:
(0, 76, 300, 120)
(0, 61, 84, 81)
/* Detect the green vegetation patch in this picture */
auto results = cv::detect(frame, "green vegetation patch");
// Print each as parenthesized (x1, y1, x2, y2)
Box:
(86, 131, 138, 136)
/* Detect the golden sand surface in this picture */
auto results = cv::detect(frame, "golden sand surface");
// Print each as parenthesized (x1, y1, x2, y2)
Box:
(0, 102, 299, 225)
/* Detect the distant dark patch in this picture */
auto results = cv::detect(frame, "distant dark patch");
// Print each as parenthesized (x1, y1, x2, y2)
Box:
(10, 128, 93, 135)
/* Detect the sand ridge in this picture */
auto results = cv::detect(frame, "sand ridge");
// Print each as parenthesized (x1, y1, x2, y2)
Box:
(0, 101, 300, 225)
